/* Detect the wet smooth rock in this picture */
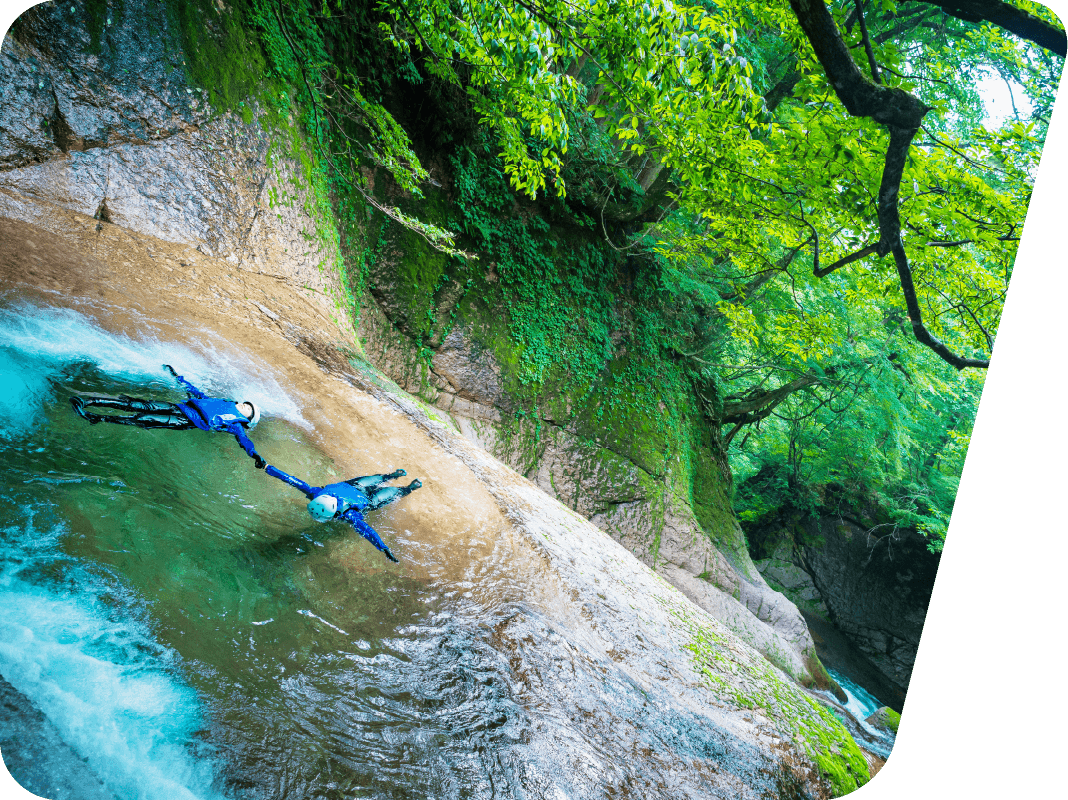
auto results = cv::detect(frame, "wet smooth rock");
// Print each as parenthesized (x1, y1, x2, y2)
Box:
(0, 1, 340, 295)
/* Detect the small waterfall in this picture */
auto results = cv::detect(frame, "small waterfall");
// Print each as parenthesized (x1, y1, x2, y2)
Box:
(821, 668, 895, 760)
(827, 668, 885, 721)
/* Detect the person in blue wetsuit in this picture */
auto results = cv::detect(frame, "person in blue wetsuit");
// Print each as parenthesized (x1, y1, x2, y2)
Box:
(70, 364, 266, 468)
(264, 465, 422, 563)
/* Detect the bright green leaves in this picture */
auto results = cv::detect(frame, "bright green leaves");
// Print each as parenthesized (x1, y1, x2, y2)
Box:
(377, 0, 582, 196)
(376, 0, 767, 198)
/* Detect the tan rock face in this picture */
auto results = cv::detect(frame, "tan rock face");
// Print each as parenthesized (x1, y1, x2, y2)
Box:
(0, 117, 338, 295)
(361, 314, 823, 682)
(1, 4, 340, 297)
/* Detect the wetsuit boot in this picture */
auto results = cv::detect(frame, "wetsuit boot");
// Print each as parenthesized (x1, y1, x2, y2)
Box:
(70, 396, 100, 424)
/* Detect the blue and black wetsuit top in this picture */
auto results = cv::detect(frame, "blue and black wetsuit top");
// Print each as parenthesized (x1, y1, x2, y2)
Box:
(168, 368, 261, 464)
(263, 467, 399, 562)
(321, 481, 370, 513)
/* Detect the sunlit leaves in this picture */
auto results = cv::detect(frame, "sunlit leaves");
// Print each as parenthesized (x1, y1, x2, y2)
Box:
(375, 0, 768, 197)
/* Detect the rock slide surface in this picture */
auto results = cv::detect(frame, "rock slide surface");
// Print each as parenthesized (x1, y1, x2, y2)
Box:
(0, 188, 866, 798)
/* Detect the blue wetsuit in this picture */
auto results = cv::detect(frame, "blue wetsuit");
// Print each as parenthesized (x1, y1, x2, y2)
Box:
(170, 367, 264, 461)
(70, 366, 264, 468)
(264, 466, 404, 563)
(167, 369, 262, 466)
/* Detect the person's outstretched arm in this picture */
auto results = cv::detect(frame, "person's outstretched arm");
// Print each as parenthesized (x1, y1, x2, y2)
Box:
(162, 364, 206, 399)
(340, 508, 399, 563)
(263, 464, 317, 499)
(226, 422, 266, 469)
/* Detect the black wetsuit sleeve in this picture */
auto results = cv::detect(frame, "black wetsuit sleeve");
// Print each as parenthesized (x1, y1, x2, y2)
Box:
(263, 465, 318, 499)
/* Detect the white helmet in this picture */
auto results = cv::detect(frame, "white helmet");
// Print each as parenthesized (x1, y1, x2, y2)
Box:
(308, 494, 338, 522)
(241, 401, 261, 429)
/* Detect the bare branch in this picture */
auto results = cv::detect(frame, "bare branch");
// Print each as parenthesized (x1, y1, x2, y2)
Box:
(814, 242, 879, 277)
(787, 0, 990, 369)
(913, 0, 1066, 57)
(854, 0, 883, 84)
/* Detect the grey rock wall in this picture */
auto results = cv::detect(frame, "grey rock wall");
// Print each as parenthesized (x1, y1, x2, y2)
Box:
(0, 0, 344, 298)
(1, 1, 205, 167)
(754, 516, 939, 695)
(800, 517, 936, 689)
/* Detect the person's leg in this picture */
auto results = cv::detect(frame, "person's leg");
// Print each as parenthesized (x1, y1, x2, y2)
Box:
(349, 474, 386, 490)
(126, 413, 196, 430)
(73, 394, 188, 426)
(71, 396, 193, 429)
(74, 395, 179, 414)
(348, 469, 406, 490)
(365, 479, 421, 510)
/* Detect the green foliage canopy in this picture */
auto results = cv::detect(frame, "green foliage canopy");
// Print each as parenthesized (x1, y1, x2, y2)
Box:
(185, 0, 1060, 547)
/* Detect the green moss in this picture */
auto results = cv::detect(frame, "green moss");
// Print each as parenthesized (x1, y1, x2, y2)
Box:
(164, 0, 274, 113)
(800, 655, 840, 699)
(564, 352, 698, 485)
(885, 708, 901, 732)
(800, 697, 871, 796)
(867, 706, 901, 734)
(679, 607, 870, 797)
(85, 0, 111, 55)
(392, 226, 451, 339)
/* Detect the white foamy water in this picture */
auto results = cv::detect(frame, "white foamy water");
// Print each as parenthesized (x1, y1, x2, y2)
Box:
(827, 668, 884, 721)
(0, 301, 252, 799)
(0, 511, 229, 800)
(0, 301, 310, 430)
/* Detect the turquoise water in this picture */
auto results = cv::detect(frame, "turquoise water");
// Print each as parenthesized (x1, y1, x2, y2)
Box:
(0, 301, 472, 798)
(826, 669, 886, 722)
(0, 300, 786, 799)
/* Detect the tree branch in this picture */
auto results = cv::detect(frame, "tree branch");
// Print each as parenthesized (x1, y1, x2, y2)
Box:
(814, 242, 879, 277)
(854, 0, 883, 83)
(787, 0, 989, 370)
(891, 241, 990, 367)
(786, 0, 929, 128)
(914, 0, 1066, 57)
(721, 374, 823, 425)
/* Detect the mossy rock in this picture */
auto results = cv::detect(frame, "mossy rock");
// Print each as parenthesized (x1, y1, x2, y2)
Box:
(865, 706, 901, 735)
(681, 607, 870, 797)
(164, 0, 274, 114)
(569, 353, 681, 479)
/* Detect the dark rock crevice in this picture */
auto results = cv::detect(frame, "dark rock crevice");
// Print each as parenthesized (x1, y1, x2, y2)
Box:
(753, 513, 939, 700)
(93, 197, 113, 223)
(49, 89, 82, 153)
